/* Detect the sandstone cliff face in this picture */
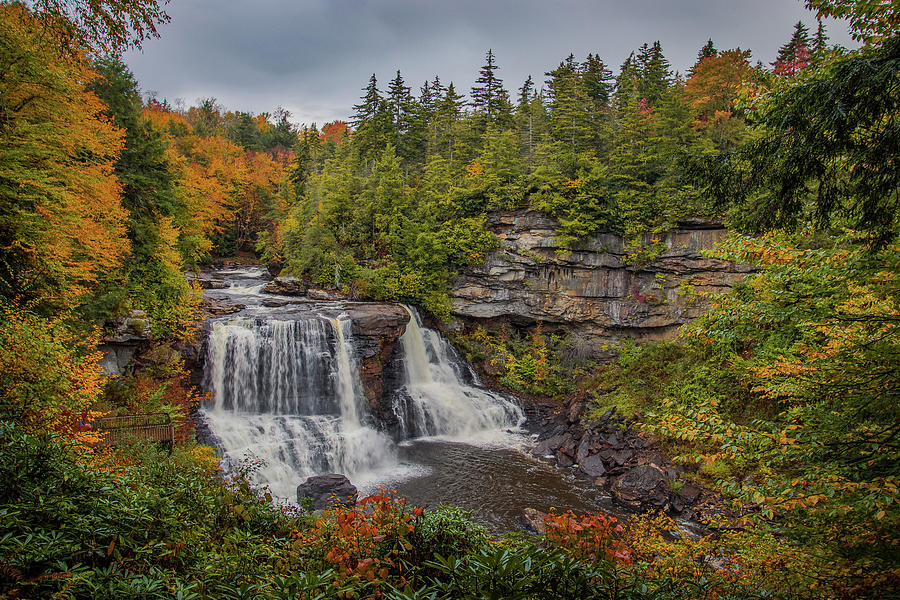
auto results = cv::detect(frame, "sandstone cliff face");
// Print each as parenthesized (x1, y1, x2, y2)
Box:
(451, 211, 752, 354)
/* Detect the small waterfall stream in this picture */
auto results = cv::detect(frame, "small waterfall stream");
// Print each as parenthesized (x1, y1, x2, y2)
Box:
(393, 306, 524, 439)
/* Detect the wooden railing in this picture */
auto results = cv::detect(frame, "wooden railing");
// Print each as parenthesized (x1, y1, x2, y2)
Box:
(94, 413, 175, 453)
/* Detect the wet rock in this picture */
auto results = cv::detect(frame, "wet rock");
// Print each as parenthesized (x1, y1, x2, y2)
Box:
(261, 299, 309, 308)
(537, 424, 567, 442)
(308, 288, 347, 301)
(263, 276, 307, 296)
(297, 474, 358, 510)
(344, 304, 410, 405)
(557, 436, 577, 460)
(576, 435, 592, 464)
(611, 465, 671, 510)
(580, 455, 606, 478)
(541, 434, 570, 454)
(556, 451, 575, 468)
(678, 484, 703, 505)
(567, 402, 583, 424)
(200, 279, 229, 289)
(202, 298, 244, 317)
(531, 438, 555, 457)
(518, 508, 547, 535)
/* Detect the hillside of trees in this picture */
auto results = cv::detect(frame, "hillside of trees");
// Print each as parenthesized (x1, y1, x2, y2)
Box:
(1, 0, 898, 598)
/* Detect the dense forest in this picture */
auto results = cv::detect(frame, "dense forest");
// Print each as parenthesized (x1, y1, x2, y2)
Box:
(1, 0, 898, 598)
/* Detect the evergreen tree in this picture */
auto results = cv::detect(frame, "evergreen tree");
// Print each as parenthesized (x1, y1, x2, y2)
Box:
(226, 112, 262, 151)
(581, 53, 614, 108)
(263, 107, 298, 149)
(813, 18, 829, 54)
(470, 49, 511, 123)
(436, 82, 466, 163)
(88, 56, 192, 328)
(698, 39, 717, 61)
(518, 75, 535, 107)
(545, 54, 592, 159)
(351, 74, 381, 127)
(516, 76, 537, 170)
(637, 41, 672, 107)
(775, 21, 812, 64)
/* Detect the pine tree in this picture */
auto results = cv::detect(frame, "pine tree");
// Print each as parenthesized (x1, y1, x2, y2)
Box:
(582, 53, 614, 108)
(698, 39, 717, 61)
(637, 41, 672, 107)
(471, 49, 511, 123)
(351, 74, 381, 128)
(775, 21, 812, 64)
(814, 18, 829, 54)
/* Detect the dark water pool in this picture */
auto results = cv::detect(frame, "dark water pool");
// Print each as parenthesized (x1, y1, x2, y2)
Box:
(369, 436, 626, 532)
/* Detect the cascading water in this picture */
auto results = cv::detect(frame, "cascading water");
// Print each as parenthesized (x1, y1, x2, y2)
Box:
(391, 306, 525, 440)
(201, 270, 525, 503)
(199, 268, 608, 529)
(203, 315, 396, 499)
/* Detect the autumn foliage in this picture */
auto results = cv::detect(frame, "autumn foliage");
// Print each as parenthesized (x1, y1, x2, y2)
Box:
(0, 3, 128, 311)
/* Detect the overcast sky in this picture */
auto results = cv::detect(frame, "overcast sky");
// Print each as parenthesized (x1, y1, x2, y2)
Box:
(123, 0, 855, 127)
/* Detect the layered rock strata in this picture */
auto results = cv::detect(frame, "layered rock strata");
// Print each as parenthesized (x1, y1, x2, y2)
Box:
(451, 211, 753, 356)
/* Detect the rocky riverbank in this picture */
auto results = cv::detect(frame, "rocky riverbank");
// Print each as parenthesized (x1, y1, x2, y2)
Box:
(527, 397, 725, 520)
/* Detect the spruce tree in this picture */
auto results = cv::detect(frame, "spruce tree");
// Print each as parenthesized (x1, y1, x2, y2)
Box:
(437, 82, 466, 163)
(351, 74, 381, 128)
(698, 39, 717, 61)
(471, 49, 511, 123)
(614, 52, 640, 111)
(637, 41, 672, 107)
(582, 53, 614, 108)
(775, 21, 812, 64)
(814, 18, 829, 54)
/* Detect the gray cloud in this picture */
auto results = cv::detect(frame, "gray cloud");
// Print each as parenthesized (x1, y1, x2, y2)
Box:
(124, 0, 855, 126)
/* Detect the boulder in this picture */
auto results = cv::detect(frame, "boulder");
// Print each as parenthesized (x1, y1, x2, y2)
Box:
(575, 435, 592, 464)
(297, 474, 358, 510)
(678, 483, 703, 505)
(98, 310, 153, 375)
(567, 402, 583, 424)
(263, 276, 307, 296)
(518, 508, 547, 535)
(611, 465, 671, 510)
(202, 298, 244, 317)
(308, 288, 347, 301)
(580, 455, 606, 478)
(200, 278, 229, 289)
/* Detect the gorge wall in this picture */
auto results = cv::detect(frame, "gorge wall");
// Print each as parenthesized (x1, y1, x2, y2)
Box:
(450, 211, 751, 356)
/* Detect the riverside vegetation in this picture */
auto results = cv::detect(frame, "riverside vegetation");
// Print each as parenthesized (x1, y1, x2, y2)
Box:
(1, 0, 898, 598)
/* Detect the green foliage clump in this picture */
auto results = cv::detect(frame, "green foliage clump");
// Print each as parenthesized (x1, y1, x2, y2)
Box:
(454, 325, 578, 398)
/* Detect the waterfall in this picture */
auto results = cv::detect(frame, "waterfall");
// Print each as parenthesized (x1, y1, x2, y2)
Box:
(392, 306, 525, 439)
(203, 316, 396, 499)
(201, 299, 525, 502)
